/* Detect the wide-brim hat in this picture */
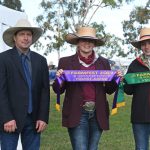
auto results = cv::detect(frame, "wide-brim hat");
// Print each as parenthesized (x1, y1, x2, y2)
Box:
(131, 27, 150, 49)
(65, 27, 105, 47)
(3, 18, 43, 47)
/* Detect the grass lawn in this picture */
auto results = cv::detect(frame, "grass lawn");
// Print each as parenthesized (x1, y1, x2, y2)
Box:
(40, 88, 134, 150)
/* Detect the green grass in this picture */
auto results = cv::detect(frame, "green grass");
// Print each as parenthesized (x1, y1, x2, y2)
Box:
(40, 89, 135, 150)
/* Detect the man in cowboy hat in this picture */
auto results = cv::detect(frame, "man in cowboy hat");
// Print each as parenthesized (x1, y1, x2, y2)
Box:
(0, 18, 50, 150)
(124, 27, 150, 150)
(52, 26, 122, 150)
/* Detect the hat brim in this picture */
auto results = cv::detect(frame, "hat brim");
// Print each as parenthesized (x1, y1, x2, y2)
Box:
(131, 41, 141, 49)
(3, 27, 43, 47)
(131, 36, 150, 49)
(65, 33, 105, 46)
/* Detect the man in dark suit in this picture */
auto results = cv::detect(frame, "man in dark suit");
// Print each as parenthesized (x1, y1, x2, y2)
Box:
(0, 18, 50, 150)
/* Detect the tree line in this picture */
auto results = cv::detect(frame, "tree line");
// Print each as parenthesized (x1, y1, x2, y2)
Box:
(1, 0, 150, 60)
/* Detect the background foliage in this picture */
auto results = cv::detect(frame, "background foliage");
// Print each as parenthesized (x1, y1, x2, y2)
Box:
(1, 0, 150, 60)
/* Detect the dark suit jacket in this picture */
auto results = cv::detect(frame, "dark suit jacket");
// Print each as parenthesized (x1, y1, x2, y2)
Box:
(53, 54, 117, 130)
(0, 47, 50, 132)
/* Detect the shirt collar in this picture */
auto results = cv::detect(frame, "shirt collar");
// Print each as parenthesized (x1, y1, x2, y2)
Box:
(78, 53, 99, 67)
(16, 47, 31, 60)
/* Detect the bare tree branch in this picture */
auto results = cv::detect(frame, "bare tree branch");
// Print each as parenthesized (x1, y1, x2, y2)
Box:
(87, 1, 108, 24)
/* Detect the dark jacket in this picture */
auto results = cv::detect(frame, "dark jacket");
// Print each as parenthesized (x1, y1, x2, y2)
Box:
(0, 47, 50, 132)
(124, 59, 150, 123)
(53, 54, 118, 130)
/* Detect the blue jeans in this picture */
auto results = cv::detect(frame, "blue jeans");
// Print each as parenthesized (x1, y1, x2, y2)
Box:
(132, 123, 150, 150)
(68, 109, 103, 150)
(1, 114, 40, 150)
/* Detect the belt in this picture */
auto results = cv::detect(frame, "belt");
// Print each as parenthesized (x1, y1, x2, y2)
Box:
(83, 101, 95, 112)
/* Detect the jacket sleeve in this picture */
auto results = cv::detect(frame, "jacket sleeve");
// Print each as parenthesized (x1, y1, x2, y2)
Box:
(0, 54, 14, 125)
(38, 57, 50, 123)
(52, 58, 66, 94)
(123, 65, 134, 95)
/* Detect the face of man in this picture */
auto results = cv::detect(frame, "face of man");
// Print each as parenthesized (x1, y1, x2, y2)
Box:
(13, 30, 33, 53)
(141, 39, 150, 56)
(77, 38, 95, 57)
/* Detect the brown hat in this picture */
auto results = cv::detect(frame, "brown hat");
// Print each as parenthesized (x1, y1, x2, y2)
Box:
(131, 27, 150, 49)
(65, 27, 105, 46)
(3, 18, 43, 47)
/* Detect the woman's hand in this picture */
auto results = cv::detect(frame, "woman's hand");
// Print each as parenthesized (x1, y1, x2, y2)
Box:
(116, 70, 124, 81)
(56, 69, 64, 77)
(56, 69, 64, 87)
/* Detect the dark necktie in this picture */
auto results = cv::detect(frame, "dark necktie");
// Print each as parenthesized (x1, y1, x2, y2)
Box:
(21, 54, 32, 113)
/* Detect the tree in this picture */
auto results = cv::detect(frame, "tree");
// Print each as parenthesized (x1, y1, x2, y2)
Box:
(122, 0, 150, 57)
(0, 0, 23, 11)
(36, 0, 134, 60)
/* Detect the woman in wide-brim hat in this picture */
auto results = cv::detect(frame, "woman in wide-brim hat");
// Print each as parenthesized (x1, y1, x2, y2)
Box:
(3, 18, 43, 47)
(53, 26, 122, 150)
(124, 27, 150, 150)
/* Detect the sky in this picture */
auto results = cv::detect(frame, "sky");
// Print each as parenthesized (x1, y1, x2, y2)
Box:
(20, 0, 149, 66)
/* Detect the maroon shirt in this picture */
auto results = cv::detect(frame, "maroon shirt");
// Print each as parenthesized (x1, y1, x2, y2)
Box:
(81, 64, 96, 104)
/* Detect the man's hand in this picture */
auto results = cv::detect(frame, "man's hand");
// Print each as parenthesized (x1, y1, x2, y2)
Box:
(36, 120, 47, 133)
(4, 120, 17, 133)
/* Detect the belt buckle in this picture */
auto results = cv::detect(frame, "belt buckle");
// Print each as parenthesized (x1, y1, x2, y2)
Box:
(83, 101, 95, 112)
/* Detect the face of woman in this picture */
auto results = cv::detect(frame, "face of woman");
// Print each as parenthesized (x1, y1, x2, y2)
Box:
(141, 39, 150, 56)
(77, 38, 95, 57)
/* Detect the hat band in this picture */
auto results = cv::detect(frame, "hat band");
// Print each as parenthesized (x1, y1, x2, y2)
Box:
(140, 34, 150, 39)
(79, 36, 97, 39)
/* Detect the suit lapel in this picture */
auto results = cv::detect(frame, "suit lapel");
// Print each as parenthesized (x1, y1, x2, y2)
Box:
(71, 54, 81, 70)
(95, 57, 106, 70)
(70, 54, 82, 90)
(30, 52, 37, 87)
(11, 48, 27, 83)
(12, 50, 38, 88)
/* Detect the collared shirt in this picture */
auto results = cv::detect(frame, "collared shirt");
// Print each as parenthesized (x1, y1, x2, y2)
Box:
(139, 53, 150, 70)
(17, 48, 32, 76)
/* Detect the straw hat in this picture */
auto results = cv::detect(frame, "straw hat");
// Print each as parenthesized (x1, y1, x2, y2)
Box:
(65, 27, 105, 46)
(3, 18, 43, 47)
(131, 27, 150, 49)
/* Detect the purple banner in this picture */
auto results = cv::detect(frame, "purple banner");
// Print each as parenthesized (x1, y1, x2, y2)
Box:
(55, 70, 120, 111)
(57, 70, 118, 85)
